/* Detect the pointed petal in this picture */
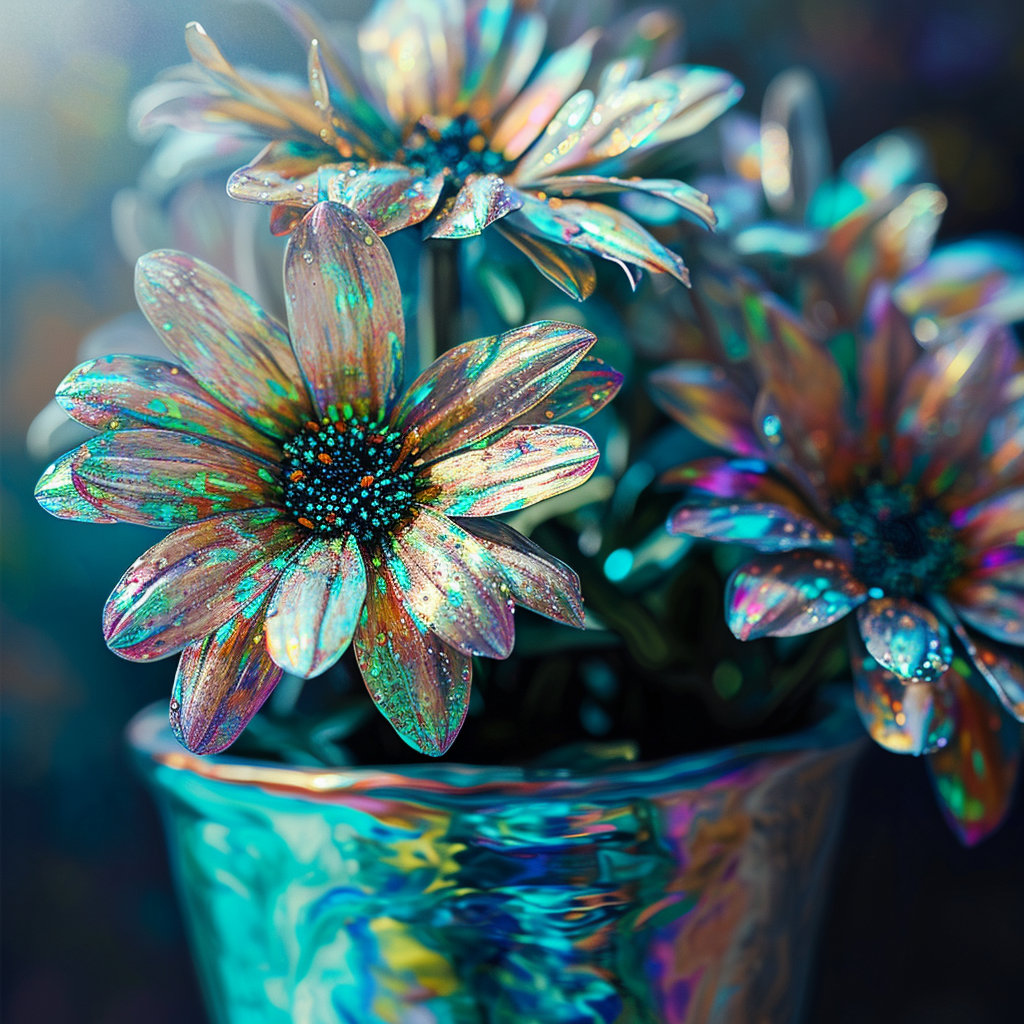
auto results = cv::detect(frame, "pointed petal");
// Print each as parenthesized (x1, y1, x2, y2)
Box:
(509, 356, 622, 427)
(35, 451, 118, 523)
(265, 534, 367, 677)
(423, 424, 599, 516)
(225, 142, 325, 206)
(494, 221, 596, 300)
(56, 355, 282, 463)
(669, 501, 834, 552)
(424, 175, 523, 239)
(943, 611, 1024, 723)
(319, 163, 446, 235)
(285, 202, 404, 420)
(926, 663, 1021, 846)
(660, 456, 816, 516)
(103, 509, 303, 662)
(386, 506, 514, 658)
(135, 251, 311, 438)
(171, 591, 282, 755)
(725, 550, 864, 640)
(850, 620, 955, 755)
(490, 30, 599, 160)
(857, 596, 953, 683)
(354, 558, 471, 755)
(648, 361, 763, 458)
(70, 429, 278, 528)
(455, 516, 585, 627)
(391, 320, 594, 460)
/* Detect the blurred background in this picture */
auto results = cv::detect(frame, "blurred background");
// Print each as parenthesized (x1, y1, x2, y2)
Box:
(3, 0, 1024, 1021)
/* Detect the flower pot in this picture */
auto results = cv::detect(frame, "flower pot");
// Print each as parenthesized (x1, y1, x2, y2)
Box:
(129, 687, 864, 1024)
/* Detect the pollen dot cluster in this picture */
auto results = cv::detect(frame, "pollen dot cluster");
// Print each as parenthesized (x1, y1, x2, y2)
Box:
(282, 414, 416, 541)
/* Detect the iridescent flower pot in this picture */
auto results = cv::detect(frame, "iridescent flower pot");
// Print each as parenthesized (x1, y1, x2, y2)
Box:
(129, 688, 864, 1024)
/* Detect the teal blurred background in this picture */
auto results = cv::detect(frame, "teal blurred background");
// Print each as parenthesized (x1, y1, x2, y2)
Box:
(3, 1, 1024, 1021)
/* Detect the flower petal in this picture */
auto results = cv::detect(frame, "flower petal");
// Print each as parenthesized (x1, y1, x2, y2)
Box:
(424, 174, 523, 239)
(171, 591, 282, 755)
(951, 487, 1024, 554)
(466, 8, 546, 120)
(850, 620, 955, 755)
(71, 429, 278, 528)
(391, 320, 594, 461)
(725, 550, 864, 640)
(494, 222, 596, 300)
(926, 663, 1021, 846)
(422, 424, 599, 516)
(669, 501, 834, 552)
(648, 361, 763, 458)
(35, 451, 118, 523)
(265, 534, 367, 677)
(103, 509, 303, 662)
(455, 516, 585, 627)
(225, 142, 324, 206)
(353, 558, 471, 756)
(285, 202, 404, 420)
(857, 596, 953, 683)
(55, 355, 282, 463)
(135, 250, 311, 439)
(951, 619, 1024, 722)
(386, 506, 514, 659)
(509, 356, 622, 427)
(319, 163, 447, 235)
(660, 456, 816, 516)
(950, 578, 1024, 647)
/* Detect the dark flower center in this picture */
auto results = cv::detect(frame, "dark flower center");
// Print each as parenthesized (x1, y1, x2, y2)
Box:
(281, 414, 416, 542)
(401, 114, 511, 183)
(833, 481, 963, 598)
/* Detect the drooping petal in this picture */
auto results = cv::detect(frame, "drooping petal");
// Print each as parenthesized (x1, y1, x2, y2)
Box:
(135, 251, 311, 438)
(455, 516, 585, 627)
(725, 550, 864, 640)
(285, 202, 404, 420)
(648, 362, 763, 458)
(508, 356, 622, 427)
(849, 620, 955, 755)
(391, 321, 594, 460)
(423, 174, 523, 239)
(942, 609, 1024, 723)
(353, 557, 471, 756)
(35, 451, 118, 523)
(669, 501, 834, 552)
(494, 221, 596, 300)
(103, 509, 303, 662)
(386, 506, 514, 658)
(660, 456, 816, 517)
(490, 29, 599, 161)
(171, 591, 282, 755)
(70, 429, 279, 528)
(55, 355, 282, 463)
(857, 596, 953, 683)
(926, 663, 1021, 846)
(422, 424, 599, 516)
(264, 534, 367, 677)
(319, 163, 447, 235)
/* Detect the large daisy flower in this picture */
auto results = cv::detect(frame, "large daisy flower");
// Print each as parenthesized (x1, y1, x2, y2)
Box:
(36, 202, 620, 757)
(139, 0, 741, 298)
(651, 281, 1024, 844)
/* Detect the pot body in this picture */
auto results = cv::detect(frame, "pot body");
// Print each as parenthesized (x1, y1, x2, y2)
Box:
(130, 688, 863, 1024)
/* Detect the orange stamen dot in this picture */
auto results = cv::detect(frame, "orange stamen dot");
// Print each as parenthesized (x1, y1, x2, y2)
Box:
(306, 421, 320, 433)
(289, 470, 305, 483)
(360, 475, 375, 488)
(325, 512, 337, 524)
(298, 516, 314, 529)
(317, 452, 333, 464)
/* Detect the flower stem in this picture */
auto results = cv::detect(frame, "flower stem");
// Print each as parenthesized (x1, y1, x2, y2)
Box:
(417, 239, 461, 366)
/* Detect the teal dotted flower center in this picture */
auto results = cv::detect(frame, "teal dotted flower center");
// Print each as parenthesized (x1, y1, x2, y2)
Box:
(282, 415, 416, 541)
(402, 114, 511, 183)
(833, 481, 963, 598)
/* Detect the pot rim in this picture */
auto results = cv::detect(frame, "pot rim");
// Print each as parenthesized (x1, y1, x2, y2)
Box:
(128, 685, 863, 802)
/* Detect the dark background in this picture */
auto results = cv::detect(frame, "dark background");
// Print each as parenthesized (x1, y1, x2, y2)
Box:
(2, 0, 1024, 1020)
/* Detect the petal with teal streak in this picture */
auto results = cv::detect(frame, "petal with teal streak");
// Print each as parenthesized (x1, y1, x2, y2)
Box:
(35, 451, 118, 523)
(319, 163, 446, 236)
(669, 501, 834, 552)
(857, 596, 953, 683)
(387, 507, 514, 659)
(660, 457, 816, 517)
(103, 508, 303, 662)
(494, 222, 596, 300)
(725, 550, 864, 640)
(424, 174, 523, 239)
(265, 534, 367, 677)
(171, 590, 282, 755)
(509, 356, 622, 427)
(353, 557, 471, 756)
(135, 250, 311, 439)
(422, 424, 599, 516)
(455, 516, 585, 628)
(391, 320, 594, 461)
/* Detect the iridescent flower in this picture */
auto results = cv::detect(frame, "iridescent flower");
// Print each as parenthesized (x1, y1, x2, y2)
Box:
(139, 0, 741, 298)
(36, 201, 620, 757)
(651, 281, 1024, 844)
